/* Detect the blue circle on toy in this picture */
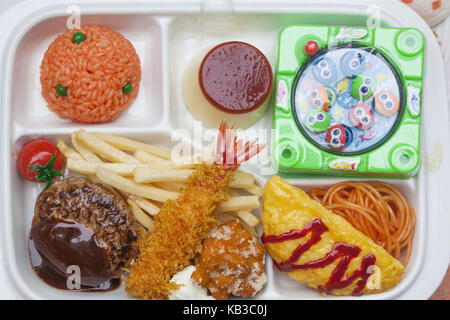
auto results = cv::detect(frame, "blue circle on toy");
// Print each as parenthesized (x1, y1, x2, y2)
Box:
(312, 57, 337, 84)
(341, 50, 366, 78)
(293, 46, 403, 155)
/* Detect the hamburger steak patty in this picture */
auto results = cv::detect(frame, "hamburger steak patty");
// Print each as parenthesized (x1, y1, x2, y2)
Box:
(31, 177, 139, 288)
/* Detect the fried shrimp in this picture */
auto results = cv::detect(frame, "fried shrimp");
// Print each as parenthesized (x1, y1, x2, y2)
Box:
(124, 121, 265, 299)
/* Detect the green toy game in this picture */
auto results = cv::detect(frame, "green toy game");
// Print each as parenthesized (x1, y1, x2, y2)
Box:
(273, 25, 424, 177)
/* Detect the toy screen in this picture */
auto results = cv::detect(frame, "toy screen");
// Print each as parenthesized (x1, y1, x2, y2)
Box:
(293, 46, 403, 155)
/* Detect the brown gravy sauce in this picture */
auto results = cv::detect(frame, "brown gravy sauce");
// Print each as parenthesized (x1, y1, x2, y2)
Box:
(29, 218, 120, 291)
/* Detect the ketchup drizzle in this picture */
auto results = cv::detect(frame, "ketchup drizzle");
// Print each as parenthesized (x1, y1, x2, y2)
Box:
(262, 218, 376, 296)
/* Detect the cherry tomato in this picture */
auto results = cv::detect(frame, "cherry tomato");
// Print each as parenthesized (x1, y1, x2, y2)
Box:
(17, 139, 64, 182)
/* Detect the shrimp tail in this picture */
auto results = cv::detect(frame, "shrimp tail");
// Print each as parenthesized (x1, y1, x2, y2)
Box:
(214, 120, 266, 169)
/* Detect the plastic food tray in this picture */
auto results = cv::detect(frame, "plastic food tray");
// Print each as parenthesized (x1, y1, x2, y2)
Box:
(0, 0, 449, 300)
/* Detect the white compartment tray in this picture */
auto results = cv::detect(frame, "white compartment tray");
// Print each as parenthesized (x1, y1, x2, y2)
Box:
(0, 0, 449, 300)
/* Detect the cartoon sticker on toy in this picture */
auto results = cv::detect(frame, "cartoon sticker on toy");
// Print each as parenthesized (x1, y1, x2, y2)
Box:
(355, 127, 377, 149)
(304, 109, 331, 133)
(276, 80, 288, 110)
(408, 86, 421, 116)
(359, 127, 377, 142)
(341, 50, 366, 78)
(335, 27, 368, 39)
(325, 124, 348, 151)
(336, 78, 350, 94)
(329, 158, 360, 171)
(310, 86, 336, 111)
(374, 91, 400, 117)
(310, 86, 329, 110)
(349, 103, 374, 130)
(312, 57, 337, 84)
(331, 105, 345, 122)
(351, 74, 375, 100)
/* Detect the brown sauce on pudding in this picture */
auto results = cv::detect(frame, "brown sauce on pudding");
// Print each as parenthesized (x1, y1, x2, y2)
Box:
(199, 41, 273, 114)
(29, 218, 120, 291)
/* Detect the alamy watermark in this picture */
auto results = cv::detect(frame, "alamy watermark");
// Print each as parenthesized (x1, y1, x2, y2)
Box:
(170, 121, 279, 175)
(66, 5, 81, 30)
(66, 265, 81, 290)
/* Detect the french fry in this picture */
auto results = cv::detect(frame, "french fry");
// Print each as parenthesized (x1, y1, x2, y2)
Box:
(94, 176, 121, 193)
(71, 132, 103, 163)
(217, 196, 260, 212)
(67, 135, 105, 184)
(92, 132, 171, 160)
(152, 181, 186, 192)
(134, 167, 253, 188)
(230, 179, 263, 197)
(95, 166, 179, 203)
(77, 129, 140, 164)
(134, 150, 163, 164)
(67, 159, 137, 176)
(128, 195, 160, 216)
(134, 168, 194, 183)
(127, 198, 155, 230)
(244, 184, 264, 197)
(171, 152, 214, 165)
(229, 172, 254, 189)
(135, 150, 200, 169)
(135, 151, 194, 169)
(68, 158, 193, 177)
(57, 140, 83, 160)
(86, 175, 103, 185)
(101, 163, 145, 176)
(226, 189, 261, 227)
(147, 161, 194, 170)
(66, 158, 97, 175)
(228, 189, 240, 197)
(229, 210, 260, 228)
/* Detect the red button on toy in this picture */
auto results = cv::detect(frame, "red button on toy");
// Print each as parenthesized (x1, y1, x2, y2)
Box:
(304, 40, 319, 55)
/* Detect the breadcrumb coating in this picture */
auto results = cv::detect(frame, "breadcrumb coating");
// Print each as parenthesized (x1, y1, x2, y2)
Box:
(124, 164, 234, 299)
(192, 220, 267, 300)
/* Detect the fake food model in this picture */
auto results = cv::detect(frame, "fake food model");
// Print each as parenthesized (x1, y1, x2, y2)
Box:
(182, 41, 273, 129)
(29, 177, 140, 291)
(124, 121, 266, 299)
(273, 25, 424, 176)
(262, 176, 405, 296)
(40, 25, 141, 123)
(26, 126, 266, 298)
(17, 139, 64, 188)
(192, 220, 267, 300)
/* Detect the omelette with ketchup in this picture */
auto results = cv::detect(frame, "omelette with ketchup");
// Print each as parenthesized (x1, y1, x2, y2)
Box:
(262, 176, 404, 296)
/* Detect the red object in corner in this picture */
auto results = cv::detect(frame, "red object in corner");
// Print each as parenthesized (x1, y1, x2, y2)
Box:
(304, 40, 319, 56)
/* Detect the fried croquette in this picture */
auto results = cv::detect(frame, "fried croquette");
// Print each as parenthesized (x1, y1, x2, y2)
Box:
(124, 164, 234, 299)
